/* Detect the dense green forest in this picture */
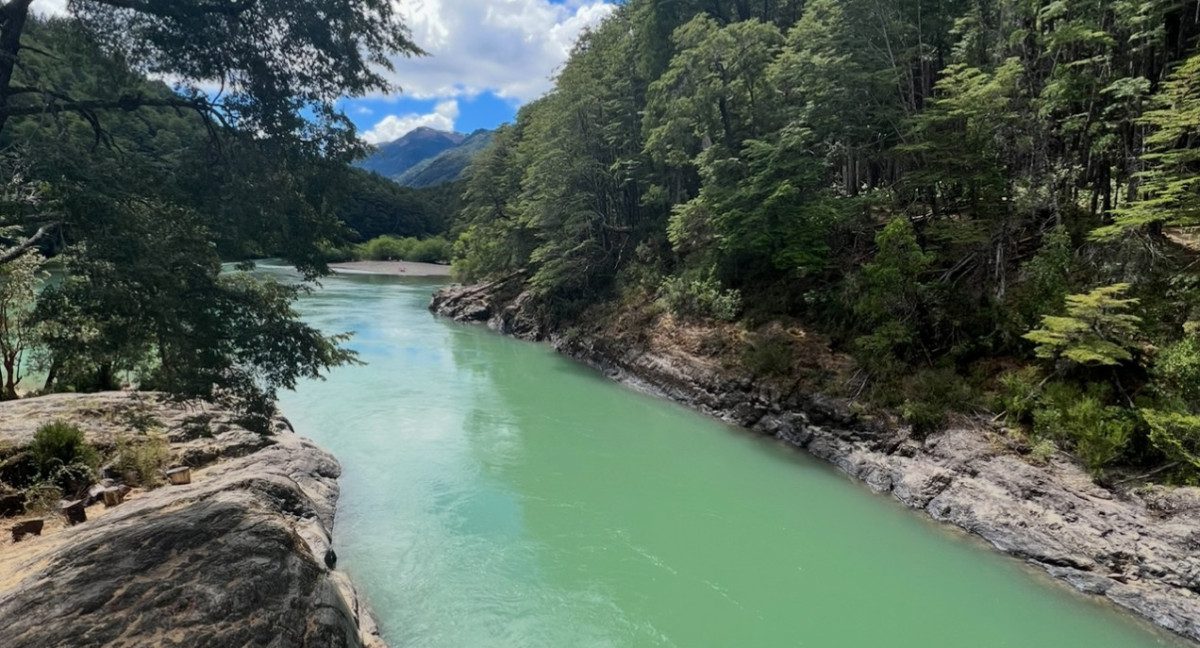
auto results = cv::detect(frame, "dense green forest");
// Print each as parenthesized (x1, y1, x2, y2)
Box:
(453, 0, 1200, 482)
(0, 0, 420, 429)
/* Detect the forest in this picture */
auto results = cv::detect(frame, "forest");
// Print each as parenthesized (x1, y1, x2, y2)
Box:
(0, 1, 429, 431)
(452, 0, 1200, 483)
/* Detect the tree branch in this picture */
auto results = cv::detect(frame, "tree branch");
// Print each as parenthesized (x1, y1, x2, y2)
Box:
(82, 0, 258, 19)
(0, 220, 58, 265)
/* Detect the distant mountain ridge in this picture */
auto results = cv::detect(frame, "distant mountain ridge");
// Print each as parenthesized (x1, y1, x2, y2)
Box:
(396, 129, 494, 188)
(357, 126, 491, 187)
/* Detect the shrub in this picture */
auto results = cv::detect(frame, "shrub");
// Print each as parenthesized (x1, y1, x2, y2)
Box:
(994, 366, 1043, 420)
(1141, 409, 1200, 473)
(22, 481, 62, 514)
(742, 330, 795, 377)
(29, 421, 97, 475)
(898, 367, 976, 436)
(113, 433, 172, 487)
(659, 273, 742, 321)
(1029, 438, 1057, 465)
(1152, 336, 1200, 407)
(355, 236, 452, 263)
(356, 235, 413, 261)
(1033, 384, 1134, 475)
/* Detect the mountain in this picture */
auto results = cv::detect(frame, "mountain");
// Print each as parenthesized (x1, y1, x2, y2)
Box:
(395, 129, 494, 188)
(357, 127, 465, 180)
(357, 127, 492, 187)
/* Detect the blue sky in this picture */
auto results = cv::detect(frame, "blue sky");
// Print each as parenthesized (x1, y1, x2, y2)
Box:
(339, 0, 617, 144)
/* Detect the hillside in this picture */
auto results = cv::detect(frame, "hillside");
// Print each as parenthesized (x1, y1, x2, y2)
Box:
(395, 129, 494, 188)
(449, 1, 1200, 488)
(357, 127, 465, 180)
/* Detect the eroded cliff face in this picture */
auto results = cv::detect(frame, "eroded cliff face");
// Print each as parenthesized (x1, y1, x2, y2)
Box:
(0, 393, 384, 648)
(432, 283, 1200, 645)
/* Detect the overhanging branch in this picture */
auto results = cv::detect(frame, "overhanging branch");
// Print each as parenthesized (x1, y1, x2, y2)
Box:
(0, 220, 59, 265)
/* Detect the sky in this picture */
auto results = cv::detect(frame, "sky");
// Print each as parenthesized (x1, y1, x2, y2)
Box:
(32, 0, 617, 144)
(347, 0, 617, 143)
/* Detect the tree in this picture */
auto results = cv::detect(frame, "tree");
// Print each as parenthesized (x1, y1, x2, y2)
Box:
(0, 250, 41, 398)
(1024, 284, 1143, 367)
(1095, 54, 1200, 239)
(0, 7, 423, 420)
(852, 217, 933, 372)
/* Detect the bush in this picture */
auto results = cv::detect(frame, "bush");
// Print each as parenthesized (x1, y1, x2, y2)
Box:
(1141, 409, 1200, 474)
(742, 330, 795, 377)
(30, 421, 97, 476)
(113, 433, 172, 486)
(1029, 438, 1057, 465)
(355, 235, 452, 263)
(659, 273, 742, 321)
(1152, 336, 1200, 407)
(994, 366, 1043, 420)
(356, 235, 413, 261)
(1033, 384, 1134, 476)
(898, 368, 976, 436)
(22, 481, 62, 514)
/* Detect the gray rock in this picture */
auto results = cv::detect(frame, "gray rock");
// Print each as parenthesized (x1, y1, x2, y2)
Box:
(0, 393, 385, 648)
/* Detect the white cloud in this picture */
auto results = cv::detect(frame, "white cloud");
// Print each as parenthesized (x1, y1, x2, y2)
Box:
(31, 0, 67, 16)
(388, 0, 616, 103)
(362, 99, 459, 144)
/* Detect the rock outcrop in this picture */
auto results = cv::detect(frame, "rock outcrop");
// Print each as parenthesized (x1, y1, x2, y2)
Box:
(433, 283, 1200, 645)
(0, 393, 384, 648)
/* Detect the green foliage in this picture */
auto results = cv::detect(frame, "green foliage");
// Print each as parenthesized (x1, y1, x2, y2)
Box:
(659, 273, 742, 322)
(113, 433, 171, 487)
(0, 251, 45, 399)
(1095, 54, 1200, 239)
(852, 218, 933, 372)
(899, 368, 976, 436)
(1033, 384, 1134, 476)
(0, 6, 415, 417)
(1029, 439, 1058, 465)
(356, 236, 452, 264)
(1141, 410, 1200, 472)
(995, 366, 1044, 420)
(447, 0, 1200, 483)
(742, 331, 795, 377)
(29, 421, 98, 486)
(335, 171, 459, 241)
(1011, 226, 1074, 332)
(1024, 284, 1142, 366)
(1151, 335, 1200, 407)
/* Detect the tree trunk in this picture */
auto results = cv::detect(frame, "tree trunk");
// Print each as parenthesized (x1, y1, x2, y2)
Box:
(0, 0, 35, 136)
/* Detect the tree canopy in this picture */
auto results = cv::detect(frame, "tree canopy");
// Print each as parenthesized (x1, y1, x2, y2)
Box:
(452, 0, 1200, 482)
(0, 2, 420, 428)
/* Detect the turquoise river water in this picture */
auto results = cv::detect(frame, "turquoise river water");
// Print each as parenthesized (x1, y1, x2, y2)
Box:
(267, 265, 1192, 648)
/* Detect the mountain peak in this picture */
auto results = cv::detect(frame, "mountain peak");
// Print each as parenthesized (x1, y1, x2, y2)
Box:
(357, 127, 489, 185)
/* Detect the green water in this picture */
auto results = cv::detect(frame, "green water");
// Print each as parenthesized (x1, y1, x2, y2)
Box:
(270, 266, 1190, 648)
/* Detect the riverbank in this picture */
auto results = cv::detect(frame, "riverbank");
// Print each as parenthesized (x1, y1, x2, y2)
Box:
(431, 280, 1200, 645)
(0, 392, 384, 648)
(330, 260, 452, 277)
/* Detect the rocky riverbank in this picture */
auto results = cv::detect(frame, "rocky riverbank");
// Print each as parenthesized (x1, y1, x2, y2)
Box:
(0, 392, 384, 648)
(432, 281, 1200, 645)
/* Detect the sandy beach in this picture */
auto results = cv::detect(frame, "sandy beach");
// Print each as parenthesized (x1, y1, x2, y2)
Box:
(329, 260, 453, 277)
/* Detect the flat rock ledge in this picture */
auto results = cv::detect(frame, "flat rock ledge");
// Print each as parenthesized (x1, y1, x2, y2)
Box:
(0, 392, 385, 648)
(433, 282, 1200, 645)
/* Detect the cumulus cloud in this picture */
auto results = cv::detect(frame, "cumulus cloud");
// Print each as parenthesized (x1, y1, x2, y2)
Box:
(361, 99, 459, 144)
(388, 0, 616, 102)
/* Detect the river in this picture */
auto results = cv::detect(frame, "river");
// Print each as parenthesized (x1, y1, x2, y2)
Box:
(266, 265, 1189, 648)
